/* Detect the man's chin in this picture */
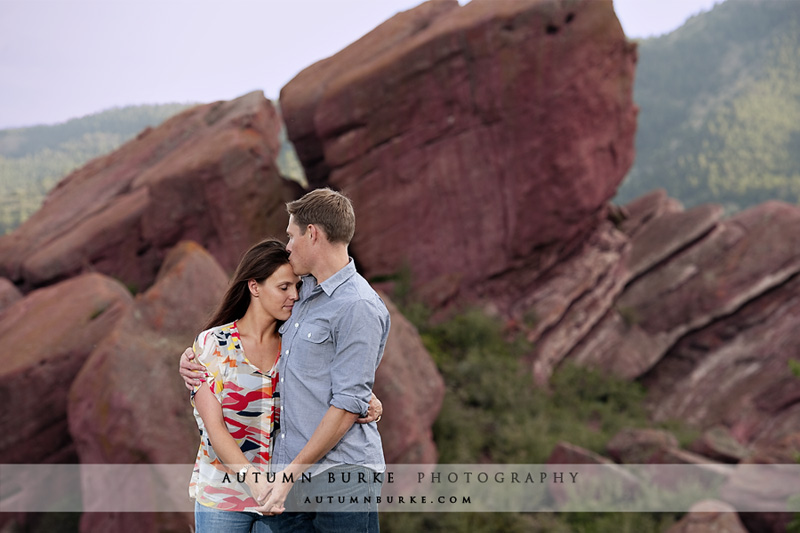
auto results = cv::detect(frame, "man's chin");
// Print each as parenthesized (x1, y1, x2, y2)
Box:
(290, 264, 308, 276)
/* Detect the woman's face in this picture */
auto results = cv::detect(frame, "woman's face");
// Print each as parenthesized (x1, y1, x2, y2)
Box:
(255, 263, 300, 321)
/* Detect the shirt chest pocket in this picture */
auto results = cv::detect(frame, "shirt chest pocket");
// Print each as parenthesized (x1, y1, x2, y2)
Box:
(291, 323, 332, 372)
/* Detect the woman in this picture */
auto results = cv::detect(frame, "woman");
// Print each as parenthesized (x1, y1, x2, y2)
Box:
(190, 239, 298, 531)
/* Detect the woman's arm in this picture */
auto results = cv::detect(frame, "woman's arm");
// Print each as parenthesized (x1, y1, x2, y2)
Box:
(183, 348, 384, 422)
(194, 383, 268, 503)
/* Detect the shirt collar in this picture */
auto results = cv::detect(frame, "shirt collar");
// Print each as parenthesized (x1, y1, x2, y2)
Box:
(317, 258, 357, 297)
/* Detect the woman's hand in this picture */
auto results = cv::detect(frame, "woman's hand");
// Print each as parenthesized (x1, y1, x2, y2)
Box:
(356, 393, 383, 424)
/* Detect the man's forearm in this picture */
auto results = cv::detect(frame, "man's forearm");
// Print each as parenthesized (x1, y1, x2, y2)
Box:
(285, 406, 358, 476)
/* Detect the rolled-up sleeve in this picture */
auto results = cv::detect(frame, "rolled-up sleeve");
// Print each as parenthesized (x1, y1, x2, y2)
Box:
(329, 299, 387, 416)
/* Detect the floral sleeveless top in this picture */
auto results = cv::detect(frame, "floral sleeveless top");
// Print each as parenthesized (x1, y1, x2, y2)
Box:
(189, 321, 280, 511)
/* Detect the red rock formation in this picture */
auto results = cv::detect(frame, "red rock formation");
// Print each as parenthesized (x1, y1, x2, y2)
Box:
(281, 0, 637, 309)
(68, 242, 228, 532)
(545, 441, 641, 509)
(517, 221, 630, 384)
(374, 291, 445, 463)
(547, 441, 616, 466)
(278, 0, 795, 473)
(616, 189, 682, 238)
(624, 203, 722, 279)
(0, 274, 132, 464)
(688, 426, 751, 464)
(518, 199, 721, 384)
(605, 428, 679, 464)
(642, 265, 800, 448)
(666, 500, 749, 533)
(568, 202, 800, 380)
(0, 277, 21, 313)
(68, 242, 227, 463)
(720, 462, 799, 533)
(0, 91, 303, 293)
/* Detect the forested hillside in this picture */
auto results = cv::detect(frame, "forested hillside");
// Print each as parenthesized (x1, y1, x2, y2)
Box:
(615, 0, 800, 212)
(0, 104, 192, 234)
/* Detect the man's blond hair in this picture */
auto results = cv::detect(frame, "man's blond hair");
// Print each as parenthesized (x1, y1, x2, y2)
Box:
(286, 188, 355, 244)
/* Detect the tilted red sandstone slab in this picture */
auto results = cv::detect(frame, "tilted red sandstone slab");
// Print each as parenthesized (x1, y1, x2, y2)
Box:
(616, 189, 683, 238)
(279, 0, 460, 185)
(605, 428, 679, 464)
(545, 441, 639, 508)
(0, 274, 132, 464)
(0, 91, 302, 293)
(666, 500, 749, 533)
(624, 203, 722, 279)
(0, 278, 22, 314)
(519, 197, 726, 383)
(67, 242, 228, 466)
(514, 221, 631, 384)
(719, 460, 799, 533)
(68, 242, 228, 533)
(281, 0, 637, 308)
(547, 441, 616, 466)
(568, 202, 800, 379)
(688, 426, 751, 464)
(642, 272, 800, 448)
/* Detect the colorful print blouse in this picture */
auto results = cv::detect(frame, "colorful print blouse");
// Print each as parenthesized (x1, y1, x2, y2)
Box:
(189, 321, 280, 511)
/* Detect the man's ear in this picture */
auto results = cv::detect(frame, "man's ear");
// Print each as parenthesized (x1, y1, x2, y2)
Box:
(307, 224, 318, 243)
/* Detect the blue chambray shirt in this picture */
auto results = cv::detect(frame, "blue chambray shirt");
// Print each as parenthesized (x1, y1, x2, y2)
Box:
(273, 259, 389, 475)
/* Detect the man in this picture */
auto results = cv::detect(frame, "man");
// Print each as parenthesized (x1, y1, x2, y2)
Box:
(181, 188, 389, 532)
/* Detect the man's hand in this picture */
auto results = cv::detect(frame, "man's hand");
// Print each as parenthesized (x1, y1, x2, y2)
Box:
(243, 467, 271, 506)
(254, 471, 292, 516)
(356, 393, 383, 424)
(179, 347, 207, 391)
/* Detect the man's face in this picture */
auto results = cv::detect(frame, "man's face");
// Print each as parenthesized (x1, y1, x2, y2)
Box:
(286, 215, 311, 276)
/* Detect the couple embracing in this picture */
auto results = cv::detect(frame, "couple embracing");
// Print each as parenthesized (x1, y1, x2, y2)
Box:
(180, 188, 389, 533)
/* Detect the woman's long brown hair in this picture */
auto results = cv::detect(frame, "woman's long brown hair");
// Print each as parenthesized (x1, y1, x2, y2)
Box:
(203, 239, 291, 330)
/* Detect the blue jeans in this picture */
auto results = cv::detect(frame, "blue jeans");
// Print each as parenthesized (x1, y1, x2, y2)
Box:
(195, 501, 275, 533)
(269, 465, 381, 533)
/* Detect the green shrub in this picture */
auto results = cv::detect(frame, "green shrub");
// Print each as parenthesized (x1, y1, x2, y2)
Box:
(385, 305, 694, 532)
(788, 455, 800, 533)
(789, 358, 800, 378)
(381, 512, 569, 533)
(562, 512, 680, 533)
(419, 307, 661, 463)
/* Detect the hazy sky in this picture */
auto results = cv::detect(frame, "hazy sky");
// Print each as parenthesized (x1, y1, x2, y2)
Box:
(0, 0, 721, 129)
